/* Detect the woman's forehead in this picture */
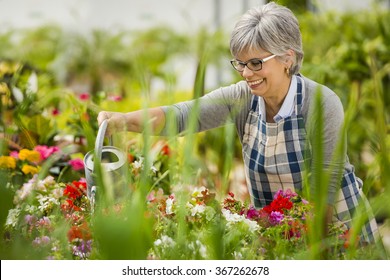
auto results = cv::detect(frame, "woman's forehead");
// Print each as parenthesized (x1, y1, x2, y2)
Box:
(236, 47, 268, 60)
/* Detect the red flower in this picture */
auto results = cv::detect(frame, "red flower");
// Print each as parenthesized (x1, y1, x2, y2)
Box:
(61, 199, 82, 212)
(161, 144, 170, 156)
(287, 220, 306, 239)
(63, 181, 87, 200)
(128, 153, 135, 163)
(263, 195, 293, 214)
(52, 108, 60, 116)
(340, 229, 360, 249)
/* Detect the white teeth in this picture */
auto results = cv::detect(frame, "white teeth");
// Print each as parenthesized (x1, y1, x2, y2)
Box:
(247, 79, 263, 86)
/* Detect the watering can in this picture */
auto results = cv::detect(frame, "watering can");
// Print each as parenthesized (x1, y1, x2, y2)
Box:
(84, 119, 128, 205)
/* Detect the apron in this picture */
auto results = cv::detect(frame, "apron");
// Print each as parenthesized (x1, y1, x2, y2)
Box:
(242, 76, 379, 244)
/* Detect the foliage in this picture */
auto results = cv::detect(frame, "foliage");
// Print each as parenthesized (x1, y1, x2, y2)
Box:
(0, 4, 389, 260)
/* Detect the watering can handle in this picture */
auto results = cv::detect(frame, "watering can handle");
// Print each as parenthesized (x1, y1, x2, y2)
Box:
(94, 119, 108, 162)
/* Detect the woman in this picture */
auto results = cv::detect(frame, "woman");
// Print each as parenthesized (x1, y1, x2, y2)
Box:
(98, 2, 378, 243)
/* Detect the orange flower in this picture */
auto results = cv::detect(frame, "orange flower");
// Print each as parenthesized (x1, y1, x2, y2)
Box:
(0, 156, 16, 169)
(67, 222, 92, 241)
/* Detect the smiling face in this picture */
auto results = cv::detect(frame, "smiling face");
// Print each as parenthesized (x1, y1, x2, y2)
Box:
(236, 48, 292, 101)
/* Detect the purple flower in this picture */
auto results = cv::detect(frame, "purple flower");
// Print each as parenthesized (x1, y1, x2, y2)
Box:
(269, 211, 284, 225)
(273, 189, 284, 199)
(24, 214, 37, 225)
(32, 236, 51, 247)
(41, 236, 51, 245)
(72, 240, 92, 259)
(32, 237, 41, 246)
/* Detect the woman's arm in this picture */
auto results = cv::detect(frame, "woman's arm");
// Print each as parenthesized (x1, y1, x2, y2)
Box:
(97, 107, 166, 136)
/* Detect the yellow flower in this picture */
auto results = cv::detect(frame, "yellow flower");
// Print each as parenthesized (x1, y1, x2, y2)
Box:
(21, 164, 39, 175)
(18, 149, 41, 162)
(0, 156, 17, 169)
(0, 82, 10, 95)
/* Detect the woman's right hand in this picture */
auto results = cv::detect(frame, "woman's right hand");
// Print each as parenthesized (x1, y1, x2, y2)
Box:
(97, 111, 128, 136)
(97, 107, 166, 136)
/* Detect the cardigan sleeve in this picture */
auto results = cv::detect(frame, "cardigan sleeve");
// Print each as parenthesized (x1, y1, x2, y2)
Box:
(304, 80, 346, 205)
(160, 81, 252, 139)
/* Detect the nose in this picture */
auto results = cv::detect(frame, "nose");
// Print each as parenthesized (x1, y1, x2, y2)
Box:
(241, 66, 254, 79)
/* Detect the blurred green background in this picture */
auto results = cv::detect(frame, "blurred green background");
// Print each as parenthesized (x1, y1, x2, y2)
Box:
(1, 0, 390, 259)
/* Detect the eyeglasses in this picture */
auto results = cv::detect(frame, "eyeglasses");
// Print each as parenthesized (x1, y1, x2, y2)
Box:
(230, 54, 276, 72)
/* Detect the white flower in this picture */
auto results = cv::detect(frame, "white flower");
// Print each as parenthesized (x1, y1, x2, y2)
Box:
(191, 204, 206, 217)
(222, 209, 259, 232)
(188, 240, 208, 258)
(26, 71, 38, 94)
(132, 157, 144, 169)
(43, 176, 55, 185)
(14, 180, 35, 203)
(51, 187, 63, 199)
(222, 208, 244, 223)
(5, 208, 21, 227)
(154, 235, 175, 247)
(25, 204, 37, 214)
(150, 165, 158, 174)
(165, 197, 175, 215)
(196, 240, 207, 258)
(37, 195, 54, 213)
(233, 251, 243, 260)
(192, 186, 207, 197)
(243, 219, 260, 232)
(36, 180, 47, 191)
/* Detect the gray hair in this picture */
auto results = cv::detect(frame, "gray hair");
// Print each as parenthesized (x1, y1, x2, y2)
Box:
(230, 1, 303, 75)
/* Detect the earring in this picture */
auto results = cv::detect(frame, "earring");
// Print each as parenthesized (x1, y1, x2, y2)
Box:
(286, 68, 290, 76)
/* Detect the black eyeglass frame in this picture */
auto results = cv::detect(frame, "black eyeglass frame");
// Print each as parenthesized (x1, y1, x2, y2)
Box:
(230, 54, 277, 72)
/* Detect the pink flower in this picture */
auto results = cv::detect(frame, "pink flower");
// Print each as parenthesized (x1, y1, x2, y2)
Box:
(10, 151, 19, 159)
(68, 158, 84, 171)
(246, 206, 260, 220)
(108, 95, 122, 102)
(36, 217, 51, 228)
(302, 198, 309, 204)
(273, 189, 297, 200)
(34, 145, 60, 160)
(79, 92, 90, 101)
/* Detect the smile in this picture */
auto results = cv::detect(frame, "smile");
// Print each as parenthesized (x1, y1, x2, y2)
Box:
(247, 79, 264, 87)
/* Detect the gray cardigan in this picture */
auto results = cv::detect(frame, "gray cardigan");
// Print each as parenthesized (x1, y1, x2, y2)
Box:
(161, 75, 358, 203)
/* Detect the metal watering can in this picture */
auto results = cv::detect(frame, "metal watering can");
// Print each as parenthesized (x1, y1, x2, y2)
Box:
(84, 119, 128, 206)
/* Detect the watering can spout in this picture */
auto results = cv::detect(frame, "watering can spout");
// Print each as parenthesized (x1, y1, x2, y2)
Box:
(83, 119, 127, 203)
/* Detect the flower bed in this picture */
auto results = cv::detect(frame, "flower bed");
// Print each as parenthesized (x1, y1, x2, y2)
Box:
(3, 159, 351, 260)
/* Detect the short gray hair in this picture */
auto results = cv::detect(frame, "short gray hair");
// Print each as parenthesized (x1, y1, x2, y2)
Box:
(230, 1, 303, 75)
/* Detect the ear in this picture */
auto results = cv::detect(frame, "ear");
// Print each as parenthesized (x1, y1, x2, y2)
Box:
(284, 49, 295, 68)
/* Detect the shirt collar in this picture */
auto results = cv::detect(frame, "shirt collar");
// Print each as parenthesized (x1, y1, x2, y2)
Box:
(259, 75, 298, 122)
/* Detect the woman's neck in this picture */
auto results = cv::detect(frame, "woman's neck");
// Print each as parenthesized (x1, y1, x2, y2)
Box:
(264, 76, 292, 122)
